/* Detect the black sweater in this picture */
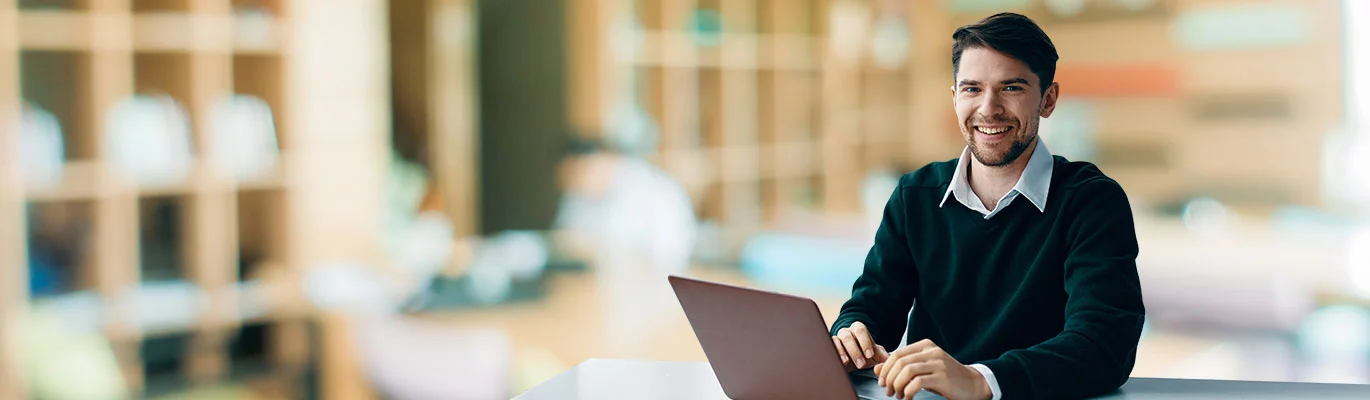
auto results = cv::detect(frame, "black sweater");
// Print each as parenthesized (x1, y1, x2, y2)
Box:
(830, 156, 1145, 400)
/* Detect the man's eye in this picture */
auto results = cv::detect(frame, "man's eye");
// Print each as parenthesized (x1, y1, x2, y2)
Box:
(963, 87, 981, 93)
(1004, 86, 1023, 92)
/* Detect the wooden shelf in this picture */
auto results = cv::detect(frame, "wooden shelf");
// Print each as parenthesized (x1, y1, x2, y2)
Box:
(27, 279, 293, 342)
(767, 140, 820, 179)
(17, 10, 281, 53)
(232, 279, 279, 324)
(231, 12, 282, 54)
(235, 164, 287, 192)
(628, 31, 818, 70)
(17, 10, 94, 50)
(132, 12, 199, 52)
(0, 0, 366, 396)
(24, 159, 288, 201)
(576, 0, 932, 233)
(135, 172, 203, 198)
(658, 142, 824, 183)
(575, 0, 1348, 237)
(24, 160, 100, 201)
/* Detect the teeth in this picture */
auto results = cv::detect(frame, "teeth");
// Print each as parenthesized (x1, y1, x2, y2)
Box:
(978, 126, 1010, 134)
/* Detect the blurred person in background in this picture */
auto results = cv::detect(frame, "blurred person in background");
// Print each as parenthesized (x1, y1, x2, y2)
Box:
(828, 13, 1144, 400)
(553, 135, 697, 355)
(553, 136, 696, 274)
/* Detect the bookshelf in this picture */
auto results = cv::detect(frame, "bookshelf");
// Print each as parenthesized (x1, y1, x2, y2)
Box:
(940, 0, 1345, 211)
(1, 0, 393, 398)
(572, 0, 1347, 251)
(570, 0, 962, 253)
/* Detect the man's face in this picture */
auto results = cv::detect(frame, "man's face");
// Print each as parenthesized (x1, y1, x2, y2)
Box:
(952, 47, 1059, 167)
(558, 153, 615, 198)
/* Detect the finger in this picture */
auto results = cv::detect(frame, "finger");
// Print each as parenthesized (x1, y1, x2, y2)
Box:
(873, 344, 890, 365)
(899, 344, 942, 367)
(885, 361, 905, 397)
(902, 376, 928, 400)
(890, 361, 937, 397)
(881, 354, 909, 392)
(849, 321, 877, 359)
(838, 330, 866, 369)
(874, 361, 884, 376)
(893, 338, 936, 358)
(884, 352, 917, 389)
(832, 336, 849, 364)
(838, 330, 863, 368)
(877, 353, 896, 387)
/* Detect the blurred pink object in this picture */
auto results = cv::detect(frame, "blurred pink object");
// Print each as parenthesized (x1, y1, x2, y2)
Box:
(354, 315, 512, 399)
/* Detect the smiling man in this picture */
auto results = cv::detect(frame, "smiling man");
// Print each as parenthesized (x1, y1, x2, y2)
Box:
(828, 12, 1145, 400)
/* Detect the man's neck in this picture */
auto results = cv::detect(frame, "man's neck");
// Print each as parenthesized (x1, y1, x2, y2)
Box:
(968, 139, 1037, 211)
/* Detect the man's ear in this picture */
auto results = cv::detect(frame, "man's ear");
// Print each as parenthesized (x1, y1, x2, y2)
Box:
(1039, 82, 1060, 118)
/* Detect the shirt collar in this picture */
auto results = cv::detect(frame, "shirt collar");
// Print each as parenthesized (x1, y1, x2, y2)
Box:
(939, 140, 1054, 213)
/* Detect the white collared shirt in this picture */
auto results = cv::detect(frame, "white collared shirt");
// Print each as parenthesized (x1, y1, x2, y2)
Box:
(939, 140, 1055, 219)
(934, 141, 1053, 400)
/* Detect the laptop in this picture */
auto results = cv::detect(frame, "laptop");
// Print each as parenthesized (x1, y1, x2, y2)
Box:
(669, 275, 932, 400)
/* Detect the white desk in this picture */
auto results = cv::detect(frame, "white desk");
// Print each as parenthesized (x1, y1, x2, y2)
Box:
(517, 359, 1370, 399)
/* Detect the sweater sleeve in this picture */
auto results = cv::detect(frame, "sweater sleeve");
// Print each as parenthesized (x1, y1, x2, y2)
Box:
(830, 178, 920, 350)
(979, 179, 1146, 400)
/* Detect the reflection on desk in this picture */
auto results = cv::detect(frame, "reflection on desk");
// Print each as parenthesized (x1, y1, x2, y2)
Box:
(516, 359, 1370, 400)
(515, 359, 725, 400)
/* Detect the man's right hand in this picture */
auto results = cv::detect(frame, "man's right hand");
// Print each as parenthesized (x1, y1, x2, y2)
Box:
(833, 321, 888, 371)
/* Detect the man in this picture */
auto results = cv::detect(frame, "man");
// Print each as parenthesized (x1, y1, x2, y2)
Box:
(553, 136, 699, 355)
(829, 13, 1145, 400)
(553, 137, 697, 274)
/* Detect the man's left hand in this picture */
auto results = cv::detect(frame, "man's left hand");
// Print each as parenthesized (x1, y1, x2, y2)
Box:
(873, 339, 991, 400)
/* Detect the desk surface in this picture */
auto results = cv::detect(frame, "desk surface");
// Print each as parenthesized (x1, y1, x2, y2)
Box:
(516, 359, 1370, 399)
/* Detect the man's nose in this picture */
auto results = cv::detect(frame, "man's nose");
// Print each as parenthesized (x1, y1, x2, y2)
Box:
(977, 91, 1006, 117)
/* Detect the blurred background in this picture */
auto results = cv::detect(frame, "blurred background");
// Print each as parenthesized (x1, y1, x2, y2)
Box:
(2, 0, 1370, 398)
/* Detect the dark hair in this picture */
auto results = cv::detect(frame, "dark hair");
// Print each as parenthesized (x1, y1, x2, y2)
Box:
(952, 12, 1059, 96)
(564, 136, 608, 158)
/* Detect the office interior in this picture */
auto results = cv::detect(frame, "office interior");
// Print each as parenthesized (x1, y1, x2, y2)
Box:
(2, 0, 1369, 398)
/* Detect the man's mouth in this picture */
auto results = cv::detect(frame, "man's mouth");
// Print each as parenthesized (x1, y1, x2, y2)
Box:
(975, 125, 1014, 135)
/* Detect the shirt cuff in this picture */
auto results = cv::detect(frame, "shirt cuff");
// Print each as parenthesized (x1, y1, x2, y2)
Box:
(969, 363, 1003, 400)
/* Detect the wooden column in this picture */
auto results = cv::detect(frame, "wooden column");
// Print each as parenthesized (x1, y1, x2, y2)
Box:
(719, 0, 761, 243)
(819, 0, 863, 214)
(185, 0, 237, 386)
(0, 1, 27, 398)
(285, 0, 389, 398)
(660, 0, 704, 201)
(89, 0, 143, 391)
(429, 0, 480, 239)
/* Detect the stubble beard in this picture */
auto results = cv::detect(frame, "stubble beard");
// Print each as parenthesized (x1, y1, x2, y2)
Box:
(967, 119, 1038, 167)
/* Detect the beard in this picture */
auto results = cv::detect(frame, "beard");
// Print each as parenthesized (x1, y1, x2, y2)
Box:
(965, 114, 1038, 167)
(969, 134, 1035, 167)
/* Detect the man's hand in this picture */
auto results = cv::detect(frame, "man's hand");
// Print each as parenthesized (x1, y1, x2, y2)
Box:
(832, 321, 888, 371)
(874, 339, 991, 400)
